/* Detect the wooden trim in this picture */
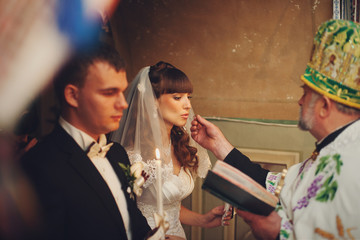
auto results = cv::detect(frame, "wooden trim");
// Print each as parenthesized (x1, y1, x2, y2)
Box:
(237, 148, 300, 168)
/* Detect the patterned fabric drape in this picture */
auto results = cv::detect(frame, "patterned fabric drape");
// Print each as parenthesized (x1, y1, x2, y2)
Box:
(334, 0, 360, 22)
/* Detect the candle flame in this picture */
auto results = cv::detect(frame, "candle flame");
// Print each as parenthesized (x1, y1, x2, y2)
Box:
(155, 148, 160, 160)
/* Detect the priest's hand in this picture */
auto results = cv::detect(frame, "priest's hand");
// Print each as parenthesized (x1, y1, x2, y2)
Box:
(236, 209, 281, 240)
(190, 115, 233, 160)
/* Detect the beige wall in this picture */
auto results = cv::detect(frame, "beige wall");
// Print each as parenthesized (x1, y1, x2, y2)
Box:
(110, 0, 332, 120)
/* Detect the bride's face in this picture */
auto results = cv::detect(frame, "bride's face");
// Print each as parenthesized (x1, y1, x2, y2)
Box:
(158, 93, 192, 128)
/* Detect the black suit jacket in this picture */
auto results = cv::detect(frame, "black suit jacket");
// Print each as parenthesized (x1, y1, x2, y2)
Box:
(21, 125, 150, 240)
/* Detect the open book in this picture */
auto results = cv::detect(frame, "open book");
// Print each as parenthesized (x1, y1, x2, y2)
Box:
(202, 160, 279, 216)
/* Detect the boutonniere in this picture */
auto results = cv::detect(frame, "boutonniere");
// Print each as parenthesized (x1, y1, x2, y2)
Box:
(119, 162, 148, 200)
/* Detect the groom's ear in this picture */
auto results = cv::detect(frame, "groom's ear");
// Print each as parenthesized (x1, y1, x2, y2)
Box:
(64, 84, 79, 108)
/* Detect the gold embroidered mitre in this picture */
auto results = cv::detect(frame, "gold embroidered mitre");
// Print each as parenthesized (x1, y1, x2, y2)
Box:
(301, 19, 360, 109)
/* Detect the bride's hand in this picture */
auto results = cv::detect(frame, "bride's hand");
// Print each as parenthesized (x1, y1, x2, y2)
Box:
(201, 205, 232, 228)
(165, 235, 185, 240)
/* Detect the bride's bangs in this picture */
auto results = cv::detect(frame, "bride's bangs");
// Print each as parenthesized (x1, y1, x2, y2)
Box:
(162, 70, 193, 94)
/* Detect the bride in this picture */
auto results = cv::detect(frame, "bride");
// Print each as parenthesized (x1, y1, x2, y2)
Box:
(110, 61, 229, 239)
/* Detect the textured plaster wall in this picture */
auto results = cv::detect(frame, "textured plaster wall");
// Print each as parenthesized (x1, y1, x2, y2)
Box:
(110, 0, 332, 120)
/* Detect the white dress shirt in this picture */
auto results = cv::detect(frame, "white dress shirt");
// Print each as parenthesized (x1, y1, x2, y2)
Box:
(59, 117, 131, 239)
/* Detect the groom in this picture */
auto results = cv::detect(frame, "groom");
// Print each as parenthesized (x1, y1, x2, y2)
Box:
(21, 44, 151, 240)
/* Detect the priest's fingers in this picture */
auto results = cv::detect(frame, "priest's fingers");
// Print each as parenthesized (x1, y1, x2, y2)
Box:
(236, 209, 259, 224)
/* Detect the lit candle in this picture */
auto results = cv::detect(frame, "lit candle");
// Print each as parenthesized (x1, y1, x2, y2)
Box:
(155, 148, 163, 215)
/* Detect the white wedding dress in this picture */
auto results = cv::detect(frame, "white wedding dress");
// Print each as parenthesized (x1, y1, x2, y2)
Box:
(128, 152, 195, 238)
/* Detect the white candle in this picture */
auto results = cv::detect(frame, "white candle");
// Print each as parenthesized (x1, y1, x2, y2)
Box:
(155, 148, 163, 215)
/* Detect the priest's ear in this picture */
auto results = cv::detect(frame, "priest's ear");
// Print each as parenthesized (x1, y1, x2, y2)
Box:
(64, 84, 79, 108)
(319, 96, 332, 118)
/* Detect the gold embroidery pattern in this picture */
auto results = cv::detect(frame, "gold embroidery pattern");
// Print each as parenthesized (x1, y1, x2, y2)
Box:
(314, 215, 357, 240)
(301, 19, 360, 109)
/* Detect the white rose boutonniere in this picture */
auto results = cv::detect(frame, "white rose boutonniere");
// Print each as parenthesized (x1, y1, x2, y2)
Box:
(119, 162, 148, 200)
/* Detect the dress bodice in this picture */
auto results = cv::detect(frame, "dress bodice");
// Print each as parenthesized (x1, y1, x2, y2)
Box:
(129, 152, 194, 238)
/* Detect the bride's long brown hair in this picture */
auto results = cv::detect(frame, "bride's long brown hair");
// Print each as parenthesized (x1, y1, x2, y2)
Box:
(149, 61, 198, 174)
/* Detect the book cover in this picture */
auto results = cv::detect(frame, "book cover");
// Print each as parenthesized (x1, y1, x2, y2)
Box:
(202, 160, 278, 216)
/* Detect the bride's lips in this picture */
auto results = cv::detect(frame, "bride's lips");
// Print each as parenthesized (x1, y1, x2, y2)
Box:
(112, 115, 122, 121)
(181, 114, 189, 119)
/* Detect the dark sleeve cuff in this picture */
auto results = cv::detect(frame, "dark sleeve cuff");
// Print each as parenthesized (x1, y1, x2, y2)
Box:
(224, 148, 269, 187)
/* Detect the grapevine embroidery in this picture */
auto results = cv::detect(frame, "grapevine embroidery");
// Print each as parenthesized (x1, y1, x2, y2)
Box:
(266, 173, 281, 194)
(280, 220, 292, 239)
(292, 154, 343, 211)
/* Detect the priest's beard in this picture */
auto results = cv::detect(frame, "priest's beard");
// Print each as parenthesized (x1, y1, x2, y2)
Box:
(298, 107, 314, 131)
(298, 94, 319, 131)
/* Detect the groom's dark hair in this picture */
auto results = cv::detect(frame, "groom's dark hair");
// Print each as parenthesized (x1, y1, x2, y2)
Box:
(53, 43, 126, 108)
